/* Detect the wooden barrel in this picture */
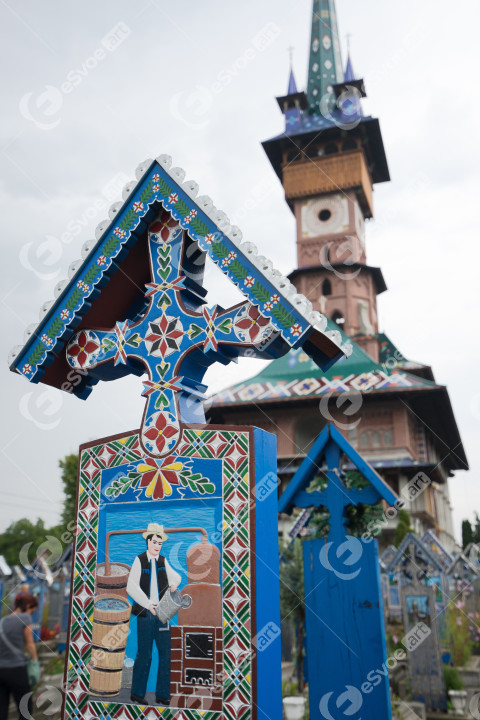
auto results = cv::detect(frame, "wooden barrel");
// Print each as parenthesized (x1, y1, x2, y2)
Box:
(89, 595, 132, 697)
(95, 562, 131, 599)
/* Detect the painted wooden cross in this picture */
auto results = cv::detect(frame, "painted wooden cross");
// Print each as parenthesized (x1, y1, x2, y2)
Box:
(279, 424, 397, 720)
(65, 210, 280, 458)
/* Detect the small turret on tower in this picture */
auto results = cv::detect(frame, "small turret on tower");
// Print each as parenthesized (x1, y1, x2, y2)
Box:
(262, 0, 391, 360)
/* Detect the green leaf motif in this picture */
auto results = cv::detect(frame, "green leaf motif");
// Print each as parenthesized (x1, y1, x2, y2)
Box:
(229, 260, 248, 281)
(66, 288, 83, 311)
(272, 304, 295, 329)
(126, 333, 142, 348)
(211, 241, 228, 260)
(190, 218, 209, 235)
(179, 472, 215, 495)
(217, 319, 232, 334)
(102, 337, 115, 352)
(188, 323, 203, 340)
(175, 199, 190, 217)
(105, 473, 140, 497)
(120, 209, 137, 231)
(251, 282, 270, 303)
(157, 178, 171, 197)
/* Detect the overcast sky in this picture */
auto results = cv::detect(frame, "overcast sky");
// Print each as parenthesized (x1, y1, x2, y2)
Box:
(1, 0, 479, 546)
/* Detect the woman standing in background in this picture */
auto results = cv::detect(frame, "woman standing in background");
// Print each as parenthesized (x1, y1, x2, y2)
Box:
(0, 593, 39, 720)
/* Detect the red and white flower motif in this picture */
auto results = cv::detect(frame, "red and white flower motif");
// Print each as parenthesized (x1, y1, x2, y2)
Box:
(234, 305, 271, 342)
(137, 455, 182, 500)
(149, 211, 178, 242)
(67, 330, 100, 369)
(205, 233, 215, 244)
(270, 294, 280, 304)
(76, 280, 85, 290)
(113, 227, 126, 238)
(228, 251, 236, 261)
(142, 412, 179, 456)
(168, 193, 178, 204)
(244, 276, 254, 288)
(145, 313, 185, 358)
(97, 255, 106, 266)
(152, 173, 160, 182)
(222, 257, 232, 267)
(290, 323, 302, 337)
(41, 334, 52, 347)
(22, 364, 32, 374)
(60, 310, 70, 320)
(264, 301, 273, 311)
(133, 201, 144, 213)
(189, 209, 197, 218)
(152, 184, 160, 192)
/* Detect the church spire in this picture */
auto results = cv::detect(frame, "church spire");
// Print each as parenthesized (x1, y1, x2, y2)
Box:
(307, 0, 344, 115)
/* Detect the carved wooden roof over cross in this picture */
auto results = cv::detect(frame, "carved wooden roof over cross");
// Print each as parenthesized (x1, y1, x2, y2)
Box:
(9, 155, 352, 457)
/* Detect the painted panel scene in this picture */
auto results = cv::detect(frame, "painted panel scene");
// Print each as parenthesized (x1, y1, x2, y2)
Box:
(3, 1, 478, 720)
(88, 446, 224, 709)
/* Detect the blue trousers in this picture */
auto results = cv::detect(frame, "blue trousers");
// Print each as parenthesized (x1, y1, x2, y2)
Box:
(131, 613, 170, 700)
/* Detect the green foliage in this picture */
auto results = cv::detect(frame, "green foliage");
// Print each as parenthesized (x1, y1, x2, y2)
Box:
(280, 539, 305, 689)
(462, 519, 474, 549)
(394, 509, 413, 547)
(443, 665, 464, 692)
(0, 518, 49, 566)
(309, 470, 384, 538)
(59, 453, 79, 528)
(444, 599, 473, 668)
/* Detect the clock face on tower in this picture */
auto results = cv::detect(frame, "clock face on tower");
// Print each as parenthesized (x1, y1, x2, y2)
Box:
(301, 194, 349, 238)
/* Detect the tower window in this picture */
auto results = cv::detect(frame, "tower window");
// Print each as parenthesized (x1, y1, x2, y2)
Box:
(324, 142, 338, 155)
(342, 139, 357, 151)
(322, 279, 332, 296)
(332, 311, 345, 327)
(318, 209, 332, 222)
(306, 146, 319, 158)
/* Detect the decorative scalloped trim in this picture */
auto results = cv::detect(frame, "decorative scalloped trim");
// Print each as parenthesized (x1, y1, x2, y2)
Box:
(9, 155, 348, 373)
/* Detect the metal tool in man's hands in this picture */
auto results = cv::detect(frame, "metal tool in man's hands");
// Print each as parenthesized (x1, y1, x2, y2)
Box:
(155, 589, 192, 624)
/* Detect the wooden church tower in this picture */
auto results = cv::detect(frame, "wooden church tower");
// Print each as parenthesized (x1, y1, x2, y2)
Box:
(209, 0, 468, 551)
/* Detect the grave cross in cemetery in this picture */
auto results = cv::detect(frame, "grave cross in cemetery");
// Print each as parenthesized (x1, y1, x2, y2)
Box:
(386, 534, 447, 712)
(279, 423, 397, 720)
(10, 155, 351, 719)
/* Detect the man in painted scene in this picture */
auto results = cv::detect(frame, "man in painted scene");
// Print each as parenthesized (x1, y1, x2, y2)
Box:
(127, 523, 181, 707)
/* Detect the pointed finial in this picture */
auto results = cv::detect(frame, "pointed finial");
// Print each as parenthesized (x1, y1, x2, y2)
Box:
(288, 45, 295, 69)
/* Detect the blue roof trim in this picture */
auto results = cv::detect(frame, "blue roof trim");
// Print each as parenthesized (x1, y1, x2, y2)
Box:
(10, 156, 351, 382)
(278, 423, 397, 515)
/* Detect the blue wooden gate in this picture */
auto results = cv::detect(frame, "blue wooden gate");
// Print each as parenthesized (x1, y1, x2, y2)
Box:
(279, 424, 397, 720)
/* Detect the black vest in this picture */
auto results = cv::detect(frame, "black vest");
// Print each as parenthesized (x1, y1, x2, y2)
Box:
(131, 551, 169, 617)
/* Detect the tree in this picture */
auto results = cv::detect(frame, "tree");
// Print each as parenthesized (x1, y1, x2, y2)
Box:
(0, 518, 49, 567)
(280, 539, 305, 690)
(462, 519, 474, 549)
(59, 453, 79, 528)
(394, 509, 412, 547)
(309, 470, 385, 539)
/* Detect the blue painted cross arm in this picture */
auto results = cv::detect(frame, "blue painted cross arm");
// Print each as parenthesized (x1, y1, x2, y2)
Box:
(10, 155, 353, 458)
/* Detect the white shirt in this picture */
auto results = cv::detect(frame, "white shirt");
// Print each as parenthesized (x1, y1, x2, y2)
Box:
(126, 552, 181, 610)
